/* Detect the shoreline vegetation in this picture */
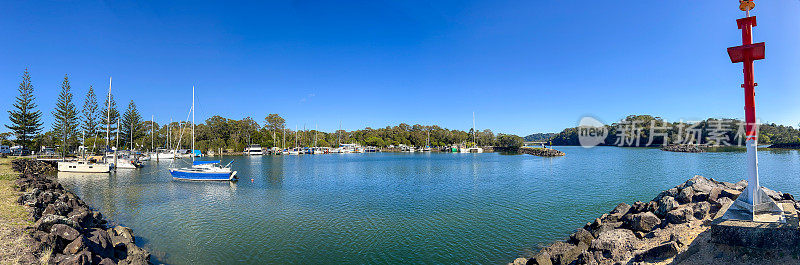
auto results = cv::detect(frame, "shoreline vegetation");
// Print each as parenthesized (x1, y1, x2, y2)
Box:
(536, 115, 800, 150)
(3, 69, 532, 157)
(509, 175, 800, 265)
(1, 158, 152, 265)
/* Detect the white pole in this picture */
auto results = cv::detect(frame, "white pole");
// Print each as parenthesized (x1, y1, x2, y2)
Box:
(192, 86, 195, 157)
(105, 77, 112, 163)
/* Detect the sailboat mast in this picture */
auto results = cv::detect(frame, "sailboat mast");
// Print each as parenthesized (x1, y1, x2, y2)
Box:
(105, 77, 112, 162)
(191, 86, 195, 158)
(150, 115, 154, 152)
(472, 112, 477, 146)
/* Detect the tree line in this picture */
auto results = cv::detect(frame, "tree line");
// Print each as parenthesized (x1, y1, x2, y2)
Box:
(3, 69, 525, 155)
(547, 115, 800, 147)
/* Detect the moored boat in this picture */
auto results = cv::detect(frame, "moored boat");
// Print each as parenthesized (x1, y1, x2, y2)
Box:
(170, 160, 237, 181)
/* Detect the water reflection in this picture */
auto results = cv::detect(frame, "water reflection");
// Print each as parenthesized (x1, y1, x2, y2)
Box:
(53, 149, 800, 265)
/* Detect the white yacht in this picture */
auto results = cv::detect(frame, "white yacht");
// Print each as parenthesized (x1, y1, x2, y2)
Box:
(57, 160, 112, 173)
(245, 144, 264, 155)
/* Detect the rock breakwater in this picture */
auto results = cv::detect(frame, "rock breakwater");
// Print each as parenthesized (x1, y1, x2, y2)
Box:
(11, 159, 152, 265)
(519, 147, 565, 157)
(509, 175, 800, 265)
(660, 144, 705, 153)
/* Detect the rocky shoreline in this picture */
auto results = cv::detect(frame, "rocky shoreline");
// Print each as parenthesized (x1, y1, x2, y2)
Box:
(660, 145, 705, 153)
(509, 175, 800, 265)
(519, 147, 565, 157)
(11, 159, 152, 265)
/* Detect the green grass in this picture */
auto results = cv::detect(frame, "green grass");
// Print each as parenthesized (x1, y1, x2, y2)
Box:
(0, 157, 30, 226)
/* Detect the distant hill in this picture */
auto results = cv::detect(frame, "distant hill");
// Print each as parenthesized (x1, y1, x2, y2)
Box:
(523, 133, 556, 142)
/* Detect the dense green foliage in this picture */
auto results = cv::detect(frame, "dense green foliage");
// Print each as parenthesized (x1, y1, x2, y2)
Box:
(51, 75, 79, 155)
(6, 68, 43, 149)
(523, 133, 555, 142)
(548, 115, 800, 147)
(121, 100, 144, 149)
(81, 85, 100, 138)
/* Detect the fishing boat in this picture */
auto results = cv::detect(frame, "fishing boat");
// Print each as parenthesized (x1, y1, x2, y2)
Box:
(169, 86, 237, 181)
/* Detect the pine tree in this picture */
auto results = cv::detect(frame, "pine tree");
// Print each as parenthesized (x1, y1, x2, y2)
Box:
(6, 68, 43, 148)
(101, 91, 119, 137)
(121, 100, 143, 149)
(52, 74, 79, 155)
(81, 85, 100, 138)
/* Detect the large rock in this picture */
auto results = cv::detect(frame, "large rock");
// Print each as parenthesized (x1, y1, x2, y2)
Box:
(590, 221, 622, 238)
(108, 226, 135, 248)
(51, 223, 80, 241)
(569, 228, 594, 246)
(656, 196, 679, 217)
(610, 203, 631, 216)
(547, 241, 587, 265)
(629, 212, 661, 232)
(528, 252, 552, 265)
(676, 187, 694, 204)
(590, 229, 637, 261)
(693, 201, 711, 220)
(666, 207, 695, 224)
(686, 175, 714, 193)
(34, 214, 79, 232)
(123, 243, 151, 265)
(511, 257, 528, 265)
(708, 187, 722, 203)
(634, 241, 679, 262)
(86, 228, 114, 258)
(64, 235, 87, 255)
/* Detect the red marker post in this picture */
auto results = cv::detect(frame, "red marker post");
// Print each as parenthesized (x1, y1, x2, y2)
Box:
(723, 1, 784, 221)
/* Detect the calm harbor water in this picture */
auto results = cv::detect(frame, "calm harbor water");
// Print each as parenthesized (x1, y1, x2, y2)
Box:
(56, 147, 800, 264)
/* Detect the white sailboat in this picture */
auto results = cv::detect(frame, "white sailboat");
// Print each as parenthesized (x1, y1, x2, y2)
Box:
(58, 77, 113, 173)
(460, 112, 483, 153)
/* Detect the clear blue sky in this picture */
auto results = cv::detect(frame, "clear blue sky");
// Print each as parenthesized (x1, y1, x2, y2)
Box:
(1, 0, 798, 136)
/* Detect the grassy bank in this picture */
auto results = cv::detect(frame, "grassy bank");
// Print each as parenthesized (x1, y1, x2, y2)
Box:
(0, 157, 34, 264)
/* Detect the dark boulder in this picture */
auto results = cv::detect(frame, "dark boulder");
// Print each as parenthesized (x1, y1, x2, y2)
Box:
(34, 214, 79, 232)
(527, 251, 551, 265)
(693, 201, 711, 220)
(628, 212, 661, 232)
(86, 228, 114, 258)
(666, 207, 695, 224)
(64, 235, 87, 255)
(51, 223, 80, 241)
(676, 187, 694, 204)
(569, 228, 594, 246)
(547, 241, 587, 265)
(655, 196, 679, 217)
(590, 229, 637, 261)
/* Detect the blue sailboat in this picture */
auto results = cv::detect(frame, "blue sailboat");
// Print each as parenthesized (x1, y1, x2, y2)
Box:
(169, 86, 238, 181)
(169, 160, 237, 181)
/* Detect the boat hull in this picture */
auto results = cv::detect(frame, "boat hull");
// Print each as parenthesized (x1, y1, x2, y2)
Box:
(57, 162, 112, 173)
(169, 169, 237, 181)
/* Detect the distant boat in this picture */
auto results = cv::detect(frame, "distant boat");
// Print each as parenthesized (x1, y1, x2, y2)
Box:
(169, 85, 237, 181)
(245, 144, 264, 155)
